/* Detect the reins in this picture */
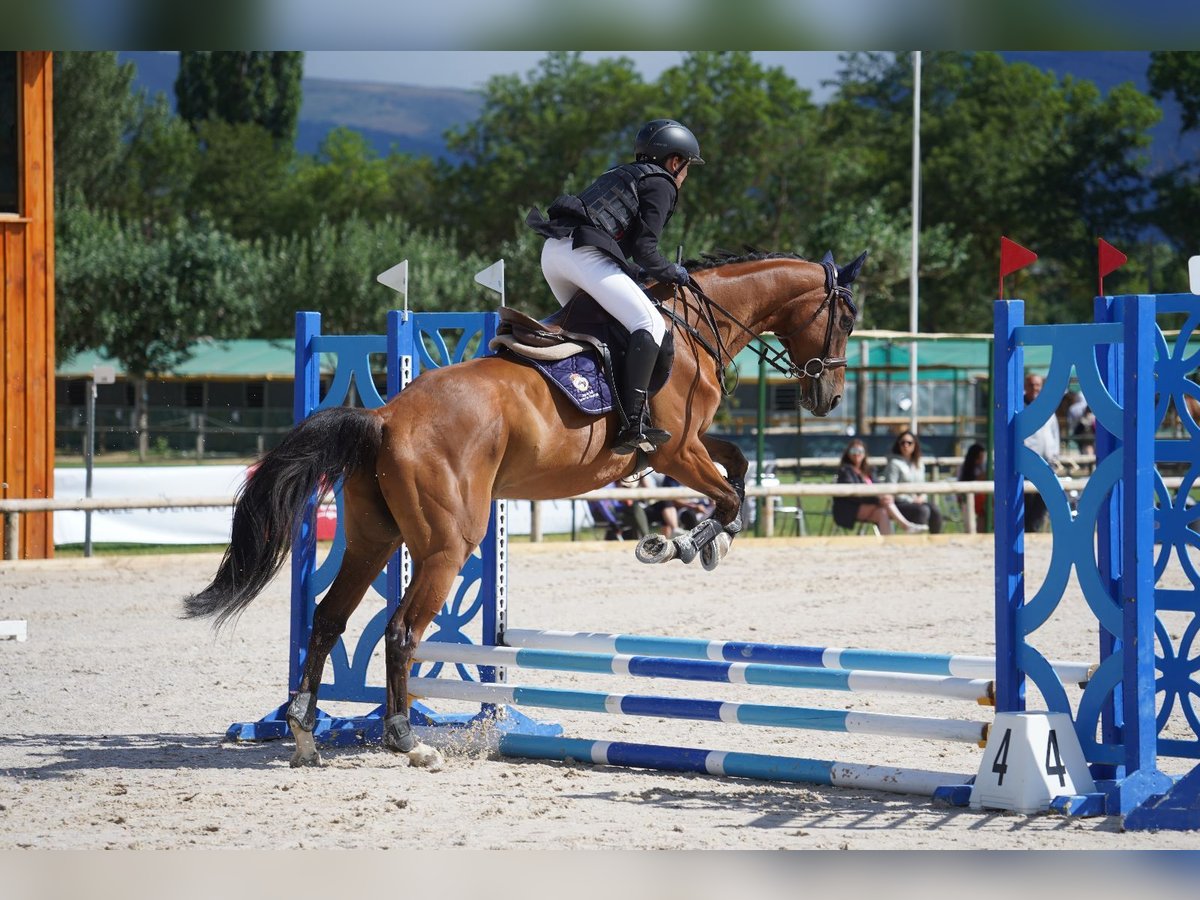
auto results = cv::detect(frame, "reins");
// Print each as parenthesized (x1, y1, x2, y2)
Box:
(660, 259, 854, 395)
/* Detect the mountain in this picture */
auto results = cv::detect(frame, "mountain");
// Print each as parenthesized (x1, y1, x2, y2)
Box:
(117, 51, 483, 160)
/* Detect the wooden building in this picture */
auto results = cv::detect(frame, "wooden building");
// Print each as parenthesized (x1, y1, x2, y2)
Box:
(1, 52, 55, 558)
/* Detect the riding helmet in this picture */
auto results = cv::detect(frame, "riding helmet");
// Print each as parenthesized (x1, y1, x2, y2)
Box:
(634, 119, 705, 166)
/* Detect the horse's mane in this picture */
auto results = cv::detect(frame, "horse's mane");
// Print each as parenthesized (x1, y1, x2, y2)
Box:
(683, 246, 811, 273)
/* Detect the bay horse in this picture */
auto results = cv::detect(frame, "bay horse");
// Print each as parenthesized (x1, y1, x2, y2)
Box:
(183, 248, 867, 769)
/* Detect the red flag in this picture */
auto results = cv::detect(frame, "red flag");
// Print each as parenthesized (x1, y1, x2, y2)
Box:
(1098, 238, 1127, 297)
(999, 237, 1038, 298)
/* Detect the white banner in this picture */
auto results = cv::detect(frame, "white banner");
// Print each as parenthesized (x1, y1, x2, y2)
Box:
(51, 467, 591, 545)
(53, 466, 247, 545)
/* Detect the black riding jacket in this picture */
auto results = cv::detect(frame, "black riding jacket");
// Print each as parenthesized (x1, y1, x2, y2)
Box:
(527, 162, 679, 282)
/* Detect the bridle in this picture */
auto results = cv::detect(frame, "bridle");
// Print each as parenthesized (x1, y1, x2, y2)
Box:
(660, 258, 856, 390)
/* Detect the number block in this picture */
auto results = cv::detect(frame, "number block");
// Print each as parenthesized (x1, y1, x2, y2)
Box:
(970, 712, 1095, 815)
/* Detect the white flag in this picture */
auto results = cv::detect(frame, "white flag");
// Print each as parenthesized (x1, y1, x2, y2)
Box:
(1190, 255, 1200, 296)
(474, 259, 505, 295)
(376, 260, 409, 297)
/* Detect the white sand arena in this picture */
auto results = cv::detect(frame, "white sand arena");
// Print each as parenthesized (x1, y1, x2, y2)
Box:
(1, 536, 1197, 849)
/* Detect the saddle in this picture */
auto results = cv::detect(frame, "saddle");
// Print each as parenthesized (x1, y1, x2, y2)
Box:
(489, 294, 674, 417)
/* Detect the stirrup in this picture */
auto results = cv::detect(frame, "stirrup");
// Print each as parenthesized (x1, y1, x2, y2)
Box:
(613, 422, 671, 455)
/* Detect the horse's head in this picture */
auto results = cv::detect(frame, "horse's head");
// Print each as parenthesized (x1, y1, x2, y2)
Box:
(771, 251, 867, 416)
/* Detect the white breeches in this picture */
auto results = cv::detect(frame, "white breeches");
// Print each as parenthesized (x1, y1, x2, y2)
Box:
(540, 237, 665, 345)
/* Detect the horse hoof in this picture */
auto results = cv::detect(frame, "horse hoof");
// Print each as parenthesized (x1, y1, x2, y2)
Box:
(636, 533, 677, 564)
(288, 716, 322, 767)
(674, 535, 699, 564)
(406, 741, 445, 772)
(700, 533, 732, 571)
(290, 747, 323, 768)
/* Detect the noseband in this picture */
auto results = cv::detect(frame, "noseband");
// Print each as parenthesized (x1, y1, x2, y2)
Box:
(662, 259, 856, 388)
(774, 260, 857, 381)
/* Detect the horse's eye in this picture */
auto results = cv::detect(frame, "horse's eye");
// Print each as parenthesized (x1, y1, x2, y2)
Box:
(840, 315, 855, 331)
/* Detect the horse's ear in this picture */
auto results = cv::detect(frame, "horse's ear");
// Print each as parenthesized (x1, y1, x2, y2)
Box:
(820, 250, 835, 267)
(837, 251, 869, 286)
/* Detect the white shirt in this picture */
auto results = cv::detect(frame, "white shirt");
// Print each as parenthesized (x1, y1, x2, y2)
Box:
(1024, 414, 1060, 465)
(880, 455, 925, 505)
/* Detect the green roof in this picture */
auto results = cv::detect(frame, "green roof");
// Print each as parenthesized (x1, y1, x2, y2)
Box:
(731, 334, 1049, 381)
(57, 339, 325, 380)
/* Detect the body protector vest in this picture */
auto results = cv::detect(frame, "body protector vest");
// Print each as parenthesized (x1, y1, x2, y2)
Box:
(576, 162, 673, 242)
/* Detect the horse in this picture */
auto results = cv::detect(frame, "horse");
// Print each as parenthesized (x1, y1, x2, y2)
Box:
(183, 248, 867, 769)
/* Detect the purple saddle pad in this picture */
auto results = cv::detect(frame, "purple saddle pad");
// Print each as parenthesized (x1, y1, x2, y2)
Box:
(525, 351, 614, 415)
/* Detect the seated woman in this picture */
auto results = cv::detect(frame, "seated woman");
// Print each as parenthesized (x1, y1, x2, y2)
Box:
(832, 439, 927, 535)
(588, 480, 651, 540)
(879, 430, 943, 533)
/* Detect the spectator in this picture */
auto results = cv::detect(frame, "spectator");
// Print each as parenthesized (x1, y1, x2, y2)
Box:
(957, 443, 988, 534)
(1075, 393, 1094, 439)
(588, 479, 651, 540)
(879, 431, 943, 533)
(1065, 390, 1095, 454)
(832, 439, 927, 535)
(648, 474, 714, 538)
(1023, 372, 1061, 532)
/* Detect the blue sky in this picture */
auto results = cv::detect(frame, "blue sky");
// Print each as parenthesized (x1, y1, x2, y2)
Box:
(301, 51, 845, 100)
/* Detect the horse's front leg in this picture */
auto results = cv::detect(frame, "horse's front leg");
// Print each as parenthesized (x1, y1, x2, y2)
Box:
(699, 434, 749, 534)
(636, 436, 748, 569)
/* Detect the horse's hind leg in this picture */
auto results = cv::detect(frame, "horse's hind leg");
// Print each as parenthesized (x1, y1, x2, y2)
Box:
(287, 478, 401, 767)
(380, 548, 477, 770)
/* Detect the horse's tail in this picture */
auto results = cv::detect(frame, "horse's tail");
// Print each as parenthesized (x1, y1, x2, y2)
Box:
(182, 406, 383, 629)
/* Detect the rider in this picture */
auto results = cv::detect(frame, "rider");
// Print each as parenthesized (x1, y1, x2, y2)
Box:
(526, 118, 704, 455)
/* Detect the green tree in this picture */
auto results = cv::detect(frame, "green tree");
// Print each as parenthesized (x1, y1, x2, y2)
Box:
(1149, 51, 1200, 131)
(277, 128, 395, 234)
(441, 52, 656, 247)
(175, 51, 304, 144)
(56, 201, 266, 373)
(52, 52, 142, 208)
(656, 51, 824, 249)
(116, 95, 201, 225)
(255, 216, 495, 337)
(822, 52, 1160, 331)
(1147, 51, 1200, 262)
(188, 120, 291, 239)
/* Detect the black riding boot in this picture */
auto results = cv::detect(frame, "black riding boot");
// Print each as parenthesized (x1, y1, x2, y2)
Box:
(613, 329, 671, 454)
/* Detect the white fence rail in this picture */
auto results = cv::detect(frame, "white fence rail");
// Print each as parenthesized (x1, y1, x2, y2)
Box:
(4, 477, 1118, 559)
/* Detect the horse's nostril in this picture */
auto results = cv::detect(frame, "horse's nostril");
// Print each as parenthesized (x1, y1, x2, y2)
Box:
(830, 394, 842, 411)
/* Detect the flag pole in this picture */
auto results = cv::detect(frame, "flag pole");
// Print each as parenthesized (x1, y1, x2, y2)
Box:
(908, 50, 922, 434)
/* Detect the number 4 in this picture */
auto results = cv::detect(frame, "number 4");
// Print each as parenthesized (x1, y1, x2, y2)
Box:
(1045, 729, 1067, 786)
(990, 728, 1012, 785)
